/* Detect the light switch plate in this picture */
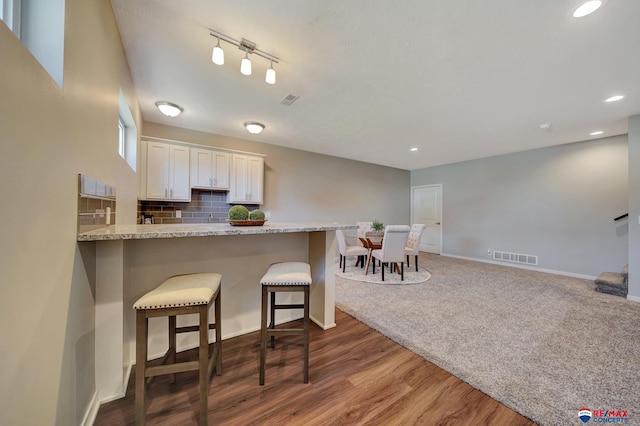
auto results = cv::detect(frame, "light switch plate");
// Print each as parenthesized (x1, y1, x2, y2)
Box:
(176, 210, 182, 219)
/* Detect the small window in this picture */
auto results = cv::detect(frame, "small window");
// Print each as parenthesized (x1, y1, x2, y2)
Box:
(118, 117, 126, 158)
(1, 0, 22, 37)
(118, 89, 137, 171)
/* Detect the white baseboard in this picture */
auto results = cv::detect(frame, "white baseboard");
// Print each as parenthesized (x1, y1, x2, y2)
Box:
(441, 253, 597, 281)
(627, 294, 640, 303)
(81, 392, 100, 426)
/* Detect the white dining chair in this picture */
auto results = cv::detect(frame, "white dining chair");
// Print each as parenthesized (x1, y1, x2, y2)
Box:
(356, 222, 373, 244)
(405, 224, 426, 271)
(367, 225, 410, 281)
(336, 229, 369, 272)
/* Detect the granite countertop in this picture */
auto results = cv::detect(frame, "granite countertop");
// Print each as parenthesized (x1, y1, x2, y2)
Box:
(77, 222, 356, 241)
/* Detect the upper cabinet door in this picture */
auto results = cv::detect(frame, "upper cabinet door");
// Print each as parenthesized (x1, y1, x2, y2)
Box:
(212, 150, 230, 189)
(169, 144, 191, 200)
(246, 155, 264, 203)
(146, 142, 170, 199)
(144, 141, 190, 201)
(227, 154, 264, 204)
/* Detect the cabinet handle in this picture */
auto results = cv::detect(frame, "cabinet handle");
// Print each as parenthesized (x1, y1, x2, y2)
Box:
(170, 188, 173, 198)
(165, 188, 168, 197)
(209, 178, 212, 186)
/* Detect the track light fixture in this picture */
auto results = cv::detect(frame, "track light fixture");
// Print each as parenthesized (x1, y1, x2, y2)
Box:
(209, 28, 280, 84)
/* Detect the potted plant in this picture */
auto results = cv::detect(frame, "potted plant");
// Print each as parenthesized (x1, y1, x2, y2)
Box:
(371, 220, 384, 236)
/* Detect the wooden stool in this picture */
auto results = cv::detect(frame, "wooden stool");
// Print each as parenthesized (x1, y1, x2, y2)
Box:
(259, 262, 312, 385)
(133, 273, 222, 426)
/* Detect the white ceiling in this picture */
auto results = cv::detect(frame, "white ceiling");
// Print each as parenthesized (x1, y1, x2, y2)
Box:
(109, 0, 640, 170)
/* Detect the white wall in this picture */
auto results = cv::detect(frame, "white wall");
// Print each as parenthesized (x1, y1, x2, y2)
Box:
(0, 0, 140, 424)
(411, 136, 629, 278)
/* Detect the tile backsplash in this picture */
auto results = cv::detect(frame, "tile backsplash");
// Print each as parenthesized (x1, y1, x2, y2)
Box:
(138, 189, 255, 224)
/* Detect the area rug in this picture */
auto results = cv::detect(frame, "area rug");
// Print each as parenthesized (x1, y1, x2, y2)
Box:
(335, 261, 431, 285)
(335, 253, 640, 426)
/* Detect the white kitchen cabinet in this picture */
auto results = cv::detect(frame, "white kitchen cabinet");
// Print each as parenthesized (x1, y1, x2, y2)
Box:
(227, 154, 264, 204)
(144, 141, 190, 201)
(190, 148, 230, 190)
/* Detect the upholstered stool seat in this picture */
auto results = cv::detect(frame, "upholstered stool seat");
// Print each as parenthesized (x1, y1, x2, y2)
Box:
(133, 273, 222, 426)
(259, 262, 312, 385)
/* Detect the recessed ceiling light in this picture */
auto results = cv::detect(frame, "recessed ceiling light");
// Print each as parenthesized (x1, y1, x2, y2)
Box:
(604, 95, 624, 103)
(572, 0, 604, 18)
(155, 101, 183, 117)
(539, 123, 552, 130)
(590, 131, 604, 136)
(410, 147, 418, 152)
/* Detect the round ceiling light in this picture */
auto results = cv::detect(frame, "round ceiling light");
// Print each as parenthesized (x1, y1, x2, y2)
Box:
(155, 101, 183, 117)
(572, 1, 604, 18)
(244, 122, 265, 134)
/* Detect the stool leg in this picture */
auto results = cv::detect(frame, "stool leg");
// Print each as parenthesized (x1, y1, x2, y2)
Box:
(269, 291, 276, 348)
(260, 285, 268, 385)
(135, 310, 147, 426)
(214, 289, 222, 375)
(168, 315, 176, 384)
(303, 286, 310, 383)
(198, 305, 208, 426)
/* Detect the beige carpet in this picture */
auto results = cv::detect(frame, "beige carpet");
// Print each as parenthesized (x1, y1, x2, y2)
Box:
(335, 253, 640, 426)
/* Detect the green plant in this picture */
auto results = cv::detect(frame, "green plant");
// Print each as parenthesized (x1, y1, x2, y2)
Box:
(228, 205, 249, 220)
(372, 220, 384, 232)
(249, 209, 266, 220)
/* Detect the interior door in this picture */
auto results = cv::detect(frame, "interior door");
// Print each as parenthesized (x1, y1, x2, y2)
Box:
(411, 184, 442, 254)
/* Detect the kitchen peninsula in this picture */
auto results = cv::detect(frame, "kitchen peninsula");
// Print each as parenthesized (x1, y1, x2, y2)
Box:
(79, 221, 355, 402)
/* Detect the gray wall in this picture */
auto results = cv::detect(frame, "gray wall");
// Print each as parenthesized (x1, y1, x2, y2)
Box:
(143, 122, 411, 228)
(411, 135, 628, 278)
(628, 115, 640, 299)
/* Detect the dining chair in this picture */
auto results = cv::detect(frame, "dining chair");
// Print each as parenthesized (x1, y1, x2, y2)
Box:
(405, 224, 426, 271)
(367, 225, 410, 281)
(336, 229, 369, 272)
(356, 222, 373, 244)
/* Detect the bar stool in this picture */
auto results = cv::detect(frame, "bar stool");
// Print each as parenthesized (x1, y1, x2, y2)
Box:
(259, 262, 312, 385)
(133, 273, 222, 426)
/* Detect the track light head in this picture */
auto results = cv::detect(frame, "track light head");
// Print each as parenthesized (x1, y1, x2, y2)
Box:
(265, 61, 276, 85)
(212, 37, 224, 65)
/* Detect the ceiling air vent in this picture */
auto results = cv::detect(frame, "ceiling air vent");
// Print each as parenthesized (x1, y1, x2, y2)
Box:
(280, 93, 299, 106)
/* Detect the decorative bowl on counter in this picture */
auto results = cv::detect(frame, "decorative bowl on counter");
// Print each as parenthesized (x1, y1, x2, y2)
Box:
(226, 219, 267, 226)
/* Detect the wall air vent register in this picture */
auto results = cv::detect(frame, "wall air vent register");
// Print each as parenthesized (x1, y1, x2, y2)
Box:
(493, 250, 538, 266)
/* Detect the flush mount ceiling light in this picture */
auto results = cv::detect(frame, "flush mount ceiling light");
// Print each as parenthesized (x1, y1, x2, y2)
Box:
(572, 0, 604, 18)
(209, 28, 280, 84)
(604, 95, 624, 103)
(590, 131, 604, 136)
(244, 122, 265, 134)
(410, 147, 418, 152)
(155, 101, 183, 118)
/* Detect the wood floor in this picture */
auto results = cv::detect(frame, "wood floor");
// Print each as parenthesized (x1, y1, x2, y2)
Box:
(95, 309, 536, 425)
